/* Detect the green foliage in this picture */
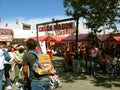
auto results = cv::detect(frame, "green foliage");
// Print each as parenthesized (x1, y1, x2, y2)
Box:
(63, 0, 120, 33)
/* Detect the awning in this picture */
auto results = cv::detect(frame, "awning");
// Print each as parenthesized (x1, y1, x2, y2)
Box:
(61, 34, 88, 42)
(98, 35, 120, 44)
(97, 35, 110, 42)
(54, 36, 67, 42)
(24, 36, 56, 42)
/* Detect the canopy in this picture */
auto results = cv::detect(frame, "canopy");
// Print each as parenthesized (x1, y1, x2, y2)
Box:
(61, 34, 88, 42)
(24, 36, 56, 42)
(113, 36, 120, 41)
(105, 36, 120, 44)
(97, 35, 110, 42)
(78, 34, 88, 41)
(54, 36, 67, 42)
(98, 35, 120, 44)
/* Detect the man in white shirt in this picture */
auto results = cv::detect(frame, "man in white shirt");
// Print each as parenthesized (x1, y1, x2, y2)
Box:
(0, 42, 6, 90)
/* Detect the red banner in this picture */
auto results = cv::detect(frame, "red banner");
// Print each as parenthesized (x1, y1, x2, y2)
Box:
(38, 22, 74, 32)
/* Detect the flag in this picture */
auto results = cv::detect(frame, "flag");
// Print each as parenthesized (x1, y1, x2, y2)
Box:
(5, 23, 8, 27)
(16, 20, 19, 25)
(22, 23, 31, 30)
(0, 19, 2, 23)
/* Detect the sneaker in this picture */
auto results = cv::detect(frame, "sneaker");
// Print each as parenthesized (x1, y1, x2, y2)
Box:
(58, 81, 62, 88)
(50, 85, 55, 90)
(5, 85, 12, 90)
(16, 82, 20, 85)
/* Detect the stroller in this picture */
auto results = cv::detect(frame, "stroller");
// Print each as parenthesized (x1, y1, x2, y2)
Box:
(49, 74, 62, 90)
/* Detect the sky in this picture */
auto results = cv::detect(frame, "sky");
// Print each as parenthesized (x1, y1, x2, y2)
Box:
(0, 0, 119, 34)
(0, 0, 69, 27)
(0, 0, 66, 19)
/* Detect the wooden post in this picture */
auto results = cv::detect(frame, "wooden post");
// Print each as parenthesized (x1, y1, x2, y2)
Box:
(36, 24, 40, 47)
(75, 18, 79, 54)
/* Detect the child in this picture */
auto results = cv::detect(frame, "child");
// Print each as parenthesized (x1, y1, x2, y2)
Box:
(49, 73, 62, 90)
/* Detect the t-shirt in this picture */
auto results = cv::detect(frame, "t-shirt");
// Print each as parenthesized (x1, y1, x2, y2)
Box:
(14, 51, 24, 62)
(23, 50, 47, 80)
(81, 48, 86, 55)
(90, 48, 98, 57)
(0, 49, 5, 70)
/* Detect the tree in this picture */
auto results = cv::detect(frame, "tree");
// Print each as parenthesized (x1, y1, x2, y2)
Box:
(63, 0, 89, 52)
(63, 0, 120, 51)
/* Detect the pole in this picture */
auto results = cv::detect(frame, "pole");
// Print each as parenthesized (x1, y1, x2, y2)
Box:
(36, 18, 74, 26)
(36, 24, 40, 47)
(75, 18, 79, 54)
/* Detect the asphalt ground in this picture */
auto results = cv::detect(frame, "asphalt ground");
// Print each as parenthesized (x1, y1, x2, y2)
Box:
(3, 56, 120, 90)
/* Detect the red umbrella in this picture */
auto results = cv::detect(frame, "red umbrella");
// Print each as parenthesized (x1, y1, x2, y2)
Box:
(54, 36, 66, 42)
(39, 36, 56, 42)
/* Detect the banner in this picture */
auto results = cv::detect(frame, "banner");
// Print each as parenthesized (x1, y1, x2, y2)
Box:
(5, 23, 8, 27)
(22, 23, 31, 30)
(38, 22, 74, 32)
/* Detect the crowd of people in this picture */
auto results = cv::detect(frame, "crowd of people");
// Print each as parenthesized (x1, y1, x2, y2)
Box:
(0, 39, 57, 90)
(0, 42, 27, 90)
(60, 42, 120, 77)
(0, 40, 120, 90)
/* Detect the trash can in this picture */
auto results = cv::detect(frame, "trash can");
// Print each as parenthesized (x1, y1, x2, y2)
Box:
(72, 59, 80, 73)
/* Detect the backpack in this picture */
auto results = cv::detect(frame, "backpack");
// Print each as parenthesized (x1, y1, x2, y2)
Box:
(2, 49, 11, 61)
(29, 51, 55, 75)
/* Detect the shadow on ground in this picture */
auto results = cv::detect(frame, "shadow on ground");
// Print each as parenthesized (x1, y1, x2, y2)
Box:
(52, 56, 120, 89)
(91, 74, 120, 88)
(52, 57, 89, 83)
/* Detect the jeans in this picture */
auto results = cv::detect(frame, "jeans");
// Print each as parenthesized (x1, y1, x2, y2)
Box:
(14, 64, 23, 82)
(4, 64, 12, 86)
(0, 69, 4, 90)
(31, 79, 50, 90)
(112, 65, 116, 76)
(90, 57, 97, 75)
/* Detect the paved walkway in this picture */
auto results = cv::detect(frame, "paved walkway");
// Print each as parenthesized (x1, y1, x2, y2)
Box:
(3, 56, 120, 90)
(52, 56, 120, 90)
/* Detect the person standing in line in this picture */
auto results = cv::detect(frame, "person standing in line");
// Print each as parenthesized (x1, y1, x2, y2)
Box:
(90, 44, 99, 76)
(22, 39, 50, 90)
(11, 45, 19, 72)
(80, 44, 87, 72)
(0, 42, 11, 90)
(0, 43, 6, 90)
(4, 46, 15, 90)
(13, 45, 25, 85)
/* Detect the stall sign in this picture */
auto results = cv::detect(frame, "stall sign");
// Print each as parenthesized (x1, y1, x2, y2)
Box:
(0, 35, 13, 41)
(38, 22, 74, 32)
